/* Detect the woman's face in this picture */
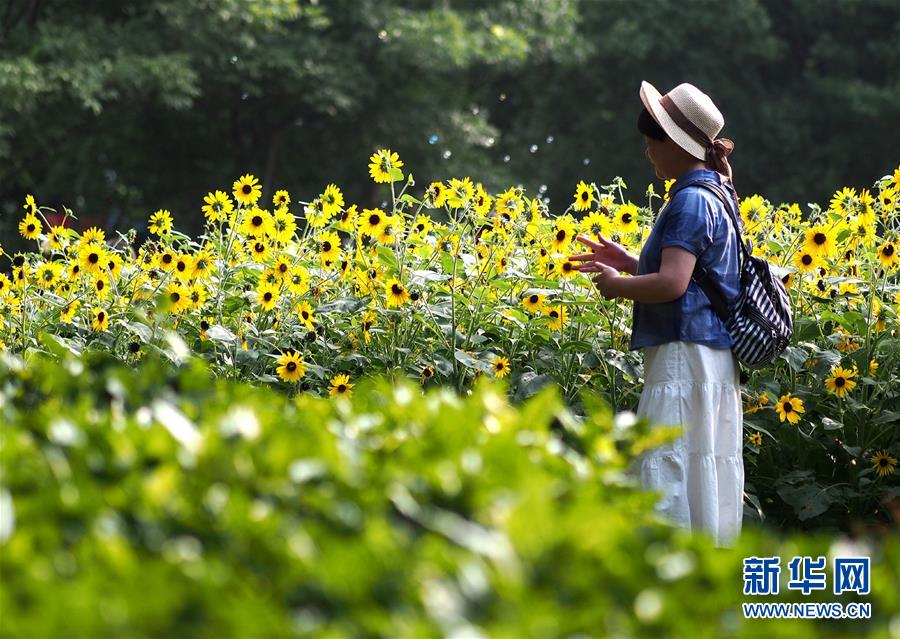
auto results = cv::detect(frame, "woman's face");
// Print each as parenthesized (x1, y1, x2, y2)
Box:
(643, 135, 670, 179)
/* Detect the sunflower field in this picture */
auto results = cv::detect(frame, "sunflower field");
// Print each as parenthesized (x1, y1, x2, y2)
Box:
(2, 152, 900, 539)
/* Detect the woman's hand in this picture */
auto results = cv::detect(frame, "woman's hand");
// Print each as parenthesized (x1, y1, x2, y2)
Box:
(570, 234, 639, 275)
(588, 262, 622, 299)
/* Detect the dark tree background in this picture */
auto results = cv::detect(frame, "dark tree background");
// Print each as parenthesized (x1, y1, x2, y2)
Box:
(2, 0, 898, 257)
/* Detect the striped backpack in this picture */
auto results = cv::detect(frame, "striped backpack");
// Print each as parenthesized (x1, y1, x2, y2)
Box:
(671, 177, 794, 369)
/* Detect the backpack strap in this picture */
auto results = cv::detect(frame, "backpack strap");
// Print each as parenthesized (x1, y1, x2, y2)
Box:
(667, 176, 747, 322)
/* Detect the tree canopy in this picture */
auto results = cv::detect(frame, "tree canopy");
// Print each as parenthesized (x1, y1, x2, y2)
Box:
(2, 0, 898, 250)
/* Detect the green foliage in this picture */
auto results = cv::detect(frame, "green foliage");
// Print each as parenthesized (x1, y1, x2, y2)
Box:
(1, 351, 898, 637)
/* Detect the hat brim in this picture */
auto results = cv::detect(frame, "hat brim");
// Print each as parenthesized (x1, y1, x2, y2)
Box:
(640, 80, 706, 161)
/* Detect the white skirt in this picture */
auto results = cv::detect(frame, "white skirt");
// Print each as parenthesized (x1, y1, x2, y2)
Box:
(632, 340, 744, 548)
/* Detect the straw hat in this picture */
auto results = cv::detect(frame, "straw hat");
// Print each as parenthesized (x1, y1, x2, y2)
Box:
(640, 81, 725, 161)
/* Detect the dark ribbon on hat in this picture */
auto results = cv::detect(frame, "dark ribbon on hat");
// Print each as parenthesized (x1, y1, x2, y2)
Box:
(660, 94, 734, 182)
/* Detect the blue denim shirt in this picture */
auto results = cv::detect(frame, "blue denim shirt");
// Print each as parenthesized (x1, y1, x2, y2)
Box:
(629, 169, 741, 351)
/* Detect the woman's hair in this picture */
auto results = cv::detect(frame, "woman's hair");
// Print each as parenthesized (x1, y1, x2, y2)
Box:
(637, 107, 667, 141)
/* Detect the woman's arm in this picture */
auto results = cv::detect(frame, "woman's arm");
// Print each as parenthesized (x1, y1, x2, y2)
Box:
(593, 246, 696, 303)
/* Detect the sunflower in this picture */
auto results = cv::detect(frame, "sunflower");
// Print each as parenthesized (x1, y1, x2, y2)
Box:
(79, 242, 106, 277)
(747, 432, 763, 447)
(19, 214, 42, 240)
(256, 281, 280, 311)
(47, 226, 68, 250)
(273, 189, 290, 208)
(573, 180, 594, 212)
(321, 183, 344, 217)
(375, 217, 399, 245)
(474, 186, 493, 216)
(91, 306, 109, 331)
(359, 208, 386, 237)
(249, 240, 271, 264)
(494, 188, 523, 223)
(149, 209, 173, 235)
(92, 275, 111, 301)
(329, 374, 354, 397)
(877, 241, 898, 268)
(775, 393, 805, 424)
(829, 187, 858, 215)
(522, 292, 546, 313)
(869, 450, 897, 478)
(296, 301, 316, 330)
(192, 249, 214, 280)
(165, 282, 191, 314)
(824, 365, 857, 398)
(614, 203, 640, 234)
(385, 278, 409, 308)
(173, 254, 195, 282)
(155, 248, 176, 272)
(35, 262, 62, 289)
(336, 203, 358, 232)
(319, 231, 341, 262)
(80, 227, 106, 246)
(276, 350, 306, 383)
(804, 225, 837, 258)
(187, 282, 208, 310)
(425, 181, 447, 208)
(23, 193, 37, 215)
(368, 149, 403, 184)
(491, 355, 511, 378)
(240, 208, 273, 238)
(288, 265, 310, 296)
(792, 250, 822, 274)
(878, 186, 896, 212)
(60, 299, 80, 323)
(202, 190, 234, 223)
(272, 208, 297, 244)
(546, 304, 568, 331)
(447, 177, 475, 208)
(551, 217, 577, 251)
(579, 211, 614, 240)
(410, 214, 434, 240)
(233, 173, 262, 206)
(421, 365, 435, 384)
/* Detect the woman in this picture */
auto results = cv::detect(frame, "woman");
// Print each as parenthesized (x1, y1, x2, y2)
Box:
(570, 81, 744, 548)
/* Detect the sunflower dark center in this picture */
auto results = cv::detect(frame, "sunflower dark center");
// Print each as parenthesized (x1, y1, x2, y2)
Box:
(177, 262, 186, 271)
(302, 311, 309, 319)
(783, 402, 793, 413)
(264, 292, 272, 301)
(337, 384, 347, 392)
(812, 232, 826, 245)
(801, 254, 812, 265)
(89, 253, 100, 264)
(286, 362, 296, 372)
(200, 320, 210, 330)
(27, 224, 35, 232)
(581, 192, 589, 200)
(622, 213, 633, 224)
(884, 244, 895, 257)
(161, 254, 172, 264)
(835, 377, 846, 387)
(549, 310, 558, 318)
(96, 280, 104, 290)
(322, 241, 332, 252)
(171, 293, 180, 302)
(529, 295, 539, 303)
(98, 312, 105, 321)
(391, 283, 403, 295)
(252, 215, 262, 226)
(243, 185, 252, 194)
(556, 230, 566, 241)
(369, 214, 380, 225)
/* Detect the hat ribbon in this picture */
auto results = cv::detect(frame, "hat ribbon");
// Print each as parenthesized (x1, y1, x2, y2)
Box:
(659, 94, 734, 181)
